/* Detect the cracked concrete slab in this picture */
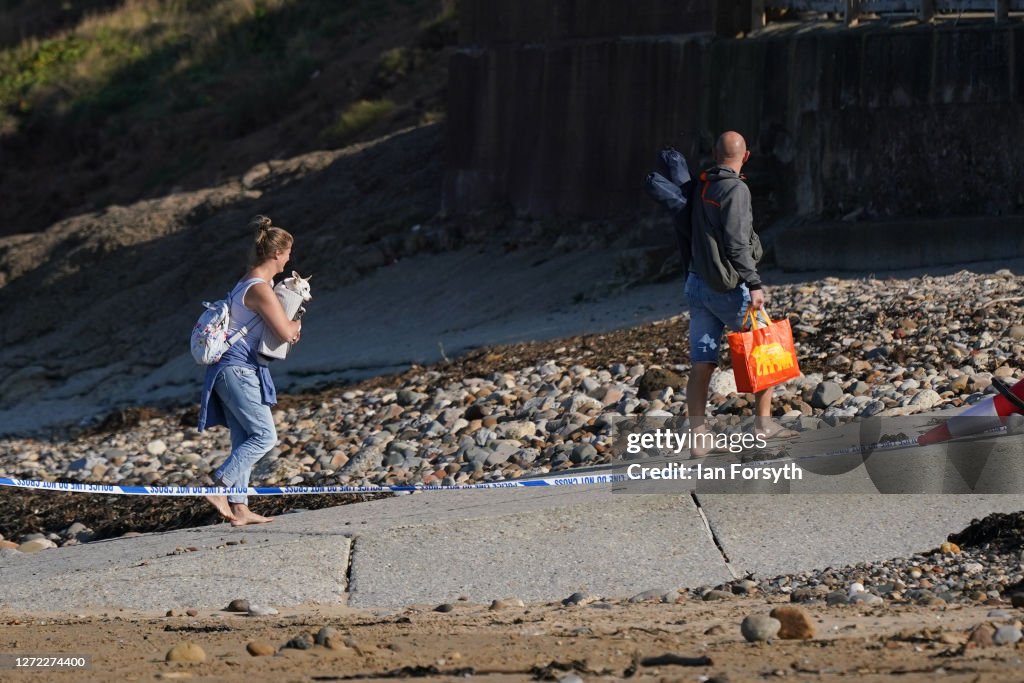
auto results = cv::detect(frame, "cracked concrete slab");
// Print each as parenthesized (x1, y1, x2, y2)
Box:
(346, 489, 730, 608)
(0, 526, 351, 612)
(698, 491, 1024, 579)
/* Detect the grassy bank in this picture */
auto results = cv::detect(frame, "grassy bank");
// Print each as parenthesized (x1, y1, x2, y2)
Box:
(0, 0, 456, 235)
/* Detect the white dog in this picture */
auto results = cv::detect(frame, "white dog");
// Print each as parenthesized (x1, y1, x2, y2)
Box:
(278, 271, 312, 302)
(259, 272, 311, 359)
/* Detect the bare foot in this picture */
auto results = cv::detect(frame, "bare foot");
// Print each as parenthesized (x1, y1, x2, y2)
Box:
(229, 504, 274, 527)
(204, 495, 237, 522)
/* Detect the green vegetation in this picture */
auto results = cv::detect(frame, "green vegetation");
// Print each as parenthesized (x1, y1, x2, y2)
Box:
(0, 0, 457, 235)
(1, 0, 322, 129)
(0, 0, 452, 136)
(322, 98, 397, 145)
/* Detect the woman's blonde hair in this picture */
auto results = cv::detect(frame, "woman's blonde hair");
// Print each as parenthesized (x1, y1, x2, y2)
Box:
(248, 215, 293, 268)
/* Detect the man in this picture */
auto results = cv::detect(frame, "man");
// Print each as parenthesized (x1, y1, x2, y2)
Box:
(677, 131, 791, 455)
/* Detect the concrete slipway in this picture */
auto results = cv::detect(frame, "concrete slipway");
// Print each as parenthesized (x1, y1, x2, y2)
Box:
(4, 251, 1024, 612)
(3, 432, 1024, 611)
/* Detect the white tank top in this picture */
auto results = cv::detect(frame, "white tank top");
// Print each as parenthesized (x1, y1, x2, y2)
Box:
(226, 277, 267, 342)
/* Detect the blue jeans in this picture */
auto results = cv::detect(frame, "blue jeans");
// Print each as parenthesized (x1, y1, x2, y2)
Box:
(684, 273, 758, 365)
(212, 365, 277, 504)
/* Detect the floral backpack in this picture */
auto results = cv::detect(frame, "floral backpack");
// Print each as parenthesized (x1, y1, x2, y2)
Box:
(189, 284, 259, 365)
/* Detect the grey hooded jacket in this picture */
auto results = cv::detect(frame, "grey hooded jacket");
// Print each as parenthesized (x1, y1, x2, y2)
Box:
(679, 166, 763, 293)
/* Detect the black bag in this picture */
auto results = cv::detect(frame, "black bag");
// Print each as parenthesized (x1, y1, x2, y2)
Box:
(657, 147, 691, 187)
(644, 171, 687, 215)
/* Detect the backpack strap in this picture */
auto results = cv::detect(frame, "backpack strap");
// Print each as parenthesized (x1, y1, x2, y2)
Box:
(225, 278, 264, 347)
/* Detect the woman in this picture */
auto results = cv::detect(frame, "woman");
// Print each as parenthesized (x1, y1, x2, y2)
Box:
(198, 216, 302, 526)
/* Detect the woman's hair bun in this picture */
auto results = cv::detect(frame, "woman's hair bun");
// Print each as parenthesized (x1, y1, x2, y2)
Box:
(250, 215, 273, 240)
(246, 215, 293, 268)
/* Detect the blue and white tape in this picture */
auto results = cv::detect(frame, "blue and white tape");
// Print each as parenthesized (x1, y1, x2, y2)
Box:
(0, 434, 929, 496)
(0, 472, 632, 496)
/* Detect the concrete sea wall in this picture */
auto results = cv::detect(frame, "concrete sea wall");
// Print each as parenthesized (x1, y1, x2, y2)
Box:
(445, 1, 1024, 226)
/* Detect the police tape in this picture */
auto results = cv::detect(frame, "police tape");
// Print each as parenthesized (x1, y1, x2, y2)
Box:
(0, 433, 929, 496)
(0, 472, 633, 496)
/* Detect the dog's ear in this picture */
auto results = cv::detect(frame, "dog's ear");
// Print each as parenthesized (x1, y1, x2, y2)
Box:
(292, 270, 300, 279)
(306, 274, 312, 282)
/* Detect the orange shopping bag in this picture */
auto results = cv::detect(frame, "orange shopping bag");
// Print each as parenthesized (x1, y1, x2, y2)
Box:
(727, 306, 801, 393)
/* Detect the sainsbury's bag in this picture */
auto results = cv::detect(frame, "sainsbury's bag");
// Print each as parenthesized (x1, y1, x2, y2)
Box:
(727, 307, 801, 393)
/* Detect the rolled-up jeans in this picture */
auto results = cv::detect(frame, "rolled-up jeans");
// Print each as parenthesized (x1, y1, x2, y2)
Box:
(212, 365, 277, 504)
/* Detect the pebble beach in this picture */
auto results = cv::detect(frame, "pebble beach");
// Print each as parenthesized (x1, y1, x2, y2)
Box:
(3, 268, 1024, 495)
(3, 266, 1024, 679)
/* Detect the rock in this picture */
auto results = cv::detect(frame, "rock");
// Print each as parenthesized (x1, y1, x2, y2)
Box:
(485, 442, 519, 466)
(811, 382, 843, 409)
(826, 592, 850, 606)
(1009, 593, 1024, 608)
(315, 626, 341, 646)
(489, 598, 525, 610)
(558, 675, 584, 683)
(709, 369, 737, 396)
(67, 455, 105, 473)
(968, 623, 995, 648)
(185, 609, 198, 617)
(703, 589, 733, 601)
(599, 387, 625, 406)
(949, 375, 970, 393)
(940, 541, 961, 555)
(497, 421, 536, 440)
(740, 614, 781, 642)
(0, 540, 18, 550)
(563, 592, 593, 606)
(225, 599, 250, 612)
(637, 368, 687, 400)
(165, 642, 206, 663)
(397, 389, 428, 406)
(969, 375, 992, 392)
(17, 539, 56, 553)
(570, 444, 597, 464)
(323, 633, 348, 650)
(850, 592, 883, 606)
(284, 633, 314, 650)
(62, 524, 88, 540)
(790, 588, 824, 603)
(909, 389, 941, 410)
(247, 604, 278, 616)
(246, 641, 276, 656)
(434, 603, 455, 613)
(252, 456, 302, 484)
(628, 589, 669, 603)
(865, 346, 890, 360)
(769, 605, 816, 639)
(994, 625, 1022, 645)
(704, 624, 727, 636)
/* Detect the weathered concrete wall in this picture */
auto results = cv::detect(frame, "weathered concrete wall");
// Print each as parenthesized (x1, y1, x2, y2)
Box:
(458, 0, 714, 44)
(445, 10, 1024, 223)
(774, 216, 1024, 271)
(446, 35, 709, 218)
(712, 24, 1024, 220)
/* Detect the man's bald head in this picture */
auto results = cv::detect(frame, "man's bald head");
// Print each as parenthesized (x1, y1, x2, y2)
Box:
(715, 131, 748, 164)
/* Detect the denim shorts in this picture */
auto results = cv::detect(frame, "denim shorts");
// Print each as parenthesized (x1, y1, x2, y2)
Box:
(684, 273, 753, 365)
